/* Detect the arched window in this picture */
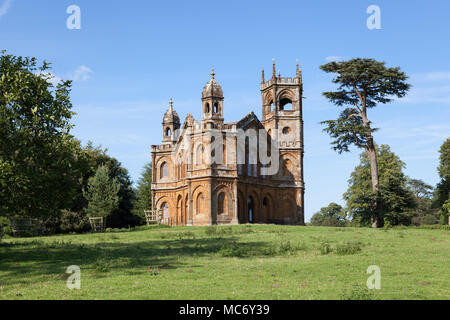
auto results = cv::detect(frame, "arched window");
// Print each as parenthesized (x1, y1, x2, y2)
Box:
(160, 162, 168, 179)
(196, 145, 205, 165)
(165, 127, 171, 136)
(267, 99, 274, 113)
(214, 102, 219, 114)
(218, 192, 227, 214)
(204, 103, 210, 113)
(279, 98, 293, 111)
(248, 196, 254, 223)
(196, 193, 205, 214)
(161, 202, 169, 219)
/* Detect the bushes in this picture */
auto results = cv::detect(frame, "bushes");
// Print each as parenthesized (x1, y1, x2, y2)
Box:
(59, 210, 90, 233)
(422, 214, 438, 225)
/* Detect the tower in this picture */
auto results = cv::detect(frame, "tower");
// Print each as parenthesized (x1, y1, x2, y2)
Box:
(260, 61, 305, 223)
(201, 69, 224, 129)
(162, 98, 180, 144)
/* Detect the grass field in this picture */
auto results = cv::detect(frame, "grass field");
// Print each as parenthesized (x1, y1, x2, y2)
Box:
(0, 224, 449, 300)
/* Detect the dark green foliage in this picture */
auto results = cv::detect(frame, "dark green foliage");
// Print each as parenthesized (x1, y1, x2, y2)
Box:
(422, 214, 438, 225)
(320, 58, 410, 154)
(310, 203, 348, 227)
(83, 166, 120, 219)
(407, 178, 435, 224)
(132, 162, 152, 222)
(433, 138, 450, 224)
(0, 51, 79, 219)
(344, 145, 416, 226)
(59, 210, 89, 233)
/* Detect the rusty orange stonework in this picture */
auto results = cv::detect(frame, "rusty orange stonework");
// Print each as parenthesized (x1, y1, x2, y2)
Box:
(151, 63, 305, 226)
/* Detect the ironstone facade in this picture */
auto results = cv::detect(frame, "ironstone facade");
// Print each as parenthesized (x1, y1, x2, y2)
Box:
(151, 63, 305, 226)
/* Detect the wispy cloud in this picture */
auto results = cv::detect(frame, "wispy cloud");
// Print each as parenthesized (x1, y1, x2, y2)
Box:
(72, 65, 93, 81)
(412, 72, 450, 82)
(325, 56, 343, 62)
(0, 0, 12, 18)
(398, 71, 450, 104)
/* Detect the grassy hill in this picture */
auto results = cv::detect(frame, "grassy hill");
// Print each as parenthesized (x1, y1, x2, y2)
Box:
(0, 224, 448, 300)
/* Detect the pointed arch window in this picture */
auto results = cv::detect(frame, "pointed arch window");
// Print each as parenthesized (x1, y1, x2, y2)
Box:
(160, 162, 169, 179)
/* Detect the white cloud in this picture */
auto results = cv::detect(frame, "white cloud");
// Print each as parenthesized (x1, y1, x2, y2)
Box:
(325, 56, 343, 62)
(36, 71, 62, 86)
(72, 65, 93, 81)
(0, 0, 12, 18)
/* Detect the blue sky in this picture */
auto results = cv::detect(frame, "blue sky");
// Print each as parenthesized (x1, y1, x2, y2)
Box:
(1, 0, 449, 221)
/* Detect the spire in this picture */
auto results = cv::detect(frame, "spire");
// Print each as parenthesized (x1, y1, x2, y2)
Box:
(210, 68, 215, 80)
(272, 58, 276, 79)
(261, 69, 265, 84)
(169, 98, 173, 112)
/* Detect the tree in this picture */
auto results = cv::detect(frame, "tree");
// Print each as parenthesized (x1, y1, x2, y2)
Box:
(133, 162, 152, 221)
(344, 145, 415, 226)
(320, 58, 410, 227)
(0, 51, 79, 219)
(433, 138, 450, 224)
(310, 202, 347, 227)
(407, 178, 435, 225)
(83, 165, 120, 220)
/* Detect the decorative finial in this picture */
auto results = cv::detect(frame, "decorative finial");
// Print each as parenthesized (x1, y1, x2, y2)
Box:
(210, 68, 215, 79)
(272, 58, 276, 79)
(261, 69, 265, 83)
(169, 98, 173, 111)
(296, 62, 300, 78)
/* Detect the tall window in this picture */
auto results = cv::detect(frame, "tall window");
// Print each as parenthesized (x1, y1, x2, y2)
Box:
(197, 145, 205, 165)
(196, 193, 205, 214)
(160, 162, 168, 179)
(218, 192, 227, 214)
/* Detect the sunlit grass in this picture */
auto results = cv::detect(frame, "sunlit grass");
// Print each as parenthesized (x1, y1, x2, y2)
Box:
(0, 224, 448, 300)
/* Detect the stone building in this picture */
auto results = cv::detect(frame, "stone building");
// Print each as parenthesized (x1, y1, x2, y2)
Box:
(151, 62, 305, 226)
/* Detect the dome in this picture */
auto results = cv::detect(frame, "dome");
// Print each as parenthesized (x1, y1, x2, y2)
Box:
(202, 69, 223, 99)
(163, 99, 180, 124)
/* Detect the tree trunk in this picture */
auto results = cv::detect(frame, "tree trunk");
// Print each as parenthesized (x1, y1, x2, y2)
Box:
(366, 137, 382, 228)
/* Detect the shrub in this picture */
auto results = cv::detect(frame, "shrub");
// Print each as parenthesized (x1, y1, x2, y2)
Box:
(422, 214, 438, 225)
(0, 217, 11, 236)
(60, 210, 90, 233)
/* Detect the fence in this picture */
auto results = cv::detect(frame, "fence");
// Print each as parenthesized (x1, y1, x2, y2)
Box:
(10, 218, 42, 237)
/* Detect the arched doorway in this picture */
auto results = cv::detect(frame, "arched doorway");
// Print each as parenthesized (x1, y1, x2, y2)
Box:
(248, 196, 255, 223)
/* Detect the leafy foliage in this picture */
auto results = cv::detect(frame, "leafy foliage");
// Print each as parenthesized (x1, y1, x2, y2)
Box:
(0, 51, 79, 219)
(132, 162, 152, 221)
(83, 165, 120, 219)
(320, 58, 410, 153)
(344, 145, 416, 226)
(310, 203, 348, 227)
(433, 138, 450, 224)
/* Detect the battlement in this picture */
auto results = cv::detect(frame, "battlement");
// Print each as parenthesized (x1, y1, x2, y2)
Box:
(261, 77, 301, 90)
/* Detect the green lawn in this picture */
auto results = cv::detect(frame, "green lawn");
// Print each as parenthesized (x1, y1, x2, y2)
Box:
(0, 224, 449, 300)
